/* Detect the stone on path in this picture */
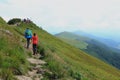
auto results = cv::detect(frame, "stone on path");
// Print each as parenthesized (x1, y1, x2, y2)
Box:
(27, 58, 46, 65)
(15, 76, 32, 80)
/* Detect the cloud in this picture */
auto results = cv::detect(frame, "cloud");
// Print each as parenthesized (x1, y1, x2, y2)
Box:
(1, 0, 120, 36)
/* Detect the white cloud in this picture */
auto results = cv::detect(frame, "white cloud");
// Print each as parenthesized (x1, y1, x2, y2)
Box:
(0, 0, 120, 37)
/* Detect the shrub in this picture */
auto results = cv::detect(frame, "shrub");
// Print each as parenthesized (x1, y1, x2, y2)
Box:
(7, 18, 21, 25)
(44, 56, 65, 79)
(37, 44, 46, 59)
(0, 69, 16, 80)
(72, 71, 82, 80)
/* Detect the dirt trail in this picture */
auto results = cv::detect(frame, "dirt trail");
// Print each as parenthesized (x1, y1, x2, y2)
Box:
(16, 43, 46, 80)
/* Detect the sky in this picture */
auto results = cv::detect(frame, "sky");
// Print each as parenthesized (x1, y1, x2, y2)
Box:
(0, 0, 120, 40)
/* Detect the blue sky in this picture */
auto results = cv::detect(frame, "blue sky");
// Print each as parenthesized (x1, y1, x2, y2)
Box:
(0, 0, 8, 3)
(0, 0, 120, 41)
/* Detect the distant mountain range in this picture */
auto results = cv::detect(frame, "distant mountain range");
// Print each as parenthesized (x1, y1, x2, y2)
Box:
(1, 17, 120, 80)
(74, 31, 120, 49)
(55, 31, 120, 69)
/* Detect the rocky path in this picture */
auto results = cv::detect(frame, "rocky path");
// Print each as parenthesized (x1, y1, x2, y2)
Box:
(16, 44, 46, 80)
(16, 55, 46, 80)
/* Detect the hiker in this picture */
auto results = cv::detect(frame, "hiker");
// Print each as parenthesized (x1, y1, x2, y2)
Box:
(32, 33, 38, 55)
(24, 28, 32, 49)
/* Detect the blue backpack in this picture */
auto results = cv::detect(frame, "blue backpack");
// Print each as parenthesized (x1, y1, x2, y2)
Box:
(25, 29, 32, 38)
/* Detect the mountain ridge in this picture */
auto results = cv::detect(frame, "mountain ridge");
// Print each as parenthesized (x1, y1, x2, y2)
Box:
(0, 17, 120, 80)
(74, 30, 120, 49)
(55, 31, 120, 69)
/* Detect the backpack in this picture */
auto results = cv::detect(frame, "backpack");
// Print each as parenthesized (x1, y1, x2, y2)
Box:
(25, 30, 31, 37)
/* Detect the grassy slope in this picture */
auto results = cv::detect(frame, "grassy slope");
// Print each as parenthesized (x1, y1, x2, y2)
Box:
(0, 17, 29, 80)
(55, 32, 89, 49)
(85, 39, 120, 69)
(1, 17, 120, 80)
(56, 32, 120, 69)
(18, 22, 120, 80)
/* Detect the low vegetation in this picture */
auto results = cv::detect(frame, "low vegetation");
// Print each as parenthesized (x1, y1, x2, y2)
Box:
(56, 31, 120, 69)
(0, 17, 120, 80)
(7, 18, 21, 25)
(0, 17, 29, 80)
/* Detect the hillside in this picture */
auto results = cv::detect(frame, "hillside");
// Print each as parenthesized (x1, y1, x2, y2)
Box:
(1, 17, 120, 80)
(74, 31, 120, 49)
(55, 31, 120, 69)
(55, 31, 90, 49)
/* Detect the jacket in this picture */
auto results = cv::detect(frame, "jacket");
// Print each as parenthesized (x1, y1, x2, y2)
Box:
(32, 35, 38, 44)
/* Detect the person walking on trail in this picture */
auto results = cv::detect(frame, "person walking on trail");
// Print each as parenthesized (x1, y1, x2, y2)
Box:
(24, 28, 32, 49)
(32, 33, 38, 55)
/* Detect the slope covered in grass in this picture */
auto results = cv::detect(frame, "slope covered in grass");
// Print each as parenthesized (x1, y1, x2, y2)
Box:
(74, 30, 120, 49)
(0, 17, 120, 80)
(55, 32, 89, 49)
(56, 31, 120, 70)
(0, 17, 29, 80)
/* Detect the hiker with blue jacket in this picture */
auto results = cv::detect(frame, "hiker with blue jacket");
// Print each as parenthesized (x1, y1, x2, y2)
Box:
(24, 28, 32, 49)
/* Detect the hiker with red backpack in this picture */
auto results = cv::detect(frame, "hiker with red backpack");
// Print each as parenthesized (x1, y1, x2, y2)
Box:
(32, 33, 38, 55)
(24, 28, 32, 49)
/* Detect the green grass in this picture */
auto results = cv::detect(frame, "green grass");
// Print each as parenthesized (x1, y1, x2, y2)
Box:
(20, 23, 120, 80)
(56, 31, 120, 70)
(58, 37, 88, 49)
(55, 32, 90, 49)
(17, 20, 120, 80)
(0, 17, 120, 80)
(0, 17, 29, 79)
